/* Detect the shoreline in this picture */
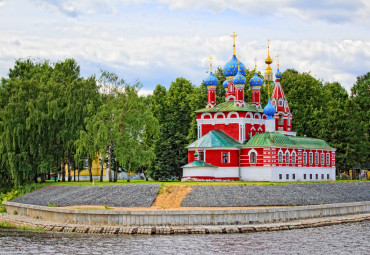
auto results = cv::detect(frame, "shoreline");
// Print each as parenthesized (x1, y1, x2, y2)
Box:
(1, 212, 369, 235)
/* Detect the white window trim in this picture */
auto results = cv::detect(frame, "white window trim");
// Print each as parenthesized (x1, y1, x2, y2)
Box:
(303, 152, 307, 165)
(248, 149, 258, 164)
(315, 152, 319, 165)
(278, 150, 283, 164)
(326, 153, 330, 166)
(309, 152, 313, 165)
(285, 150, 290, 164)
(321, 153, 324, 165)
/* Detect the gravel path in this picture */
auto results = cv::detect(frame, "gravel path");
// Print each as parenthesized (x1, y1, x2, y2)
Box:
(11, 185, 160, 207)
(181, 182, 370, 207)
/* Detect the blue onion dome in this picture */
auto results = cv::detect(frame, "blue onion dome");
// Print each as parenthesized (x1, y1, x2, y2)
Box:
(204, 72, 219, 87)
(223, 55, 246, 77)
(264, 99, 276, 119)
(233, 69, 246, 85)
(275, 68, 281, 79)
(249, 72, 263, 87)
(223, 80, 228, 89)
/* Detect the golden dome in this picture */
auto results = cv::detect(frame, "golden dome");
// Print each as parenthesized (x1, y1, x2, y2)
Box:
(265, 55, 273, 65)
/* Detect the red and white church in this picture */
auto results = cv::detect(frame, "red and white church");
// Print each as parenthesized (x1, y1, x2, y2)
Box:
(182, 36, 336, 182)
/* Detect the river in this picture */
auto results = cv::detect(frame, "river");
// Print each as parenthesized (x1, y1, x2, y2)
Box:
(0, 221, 369, 255)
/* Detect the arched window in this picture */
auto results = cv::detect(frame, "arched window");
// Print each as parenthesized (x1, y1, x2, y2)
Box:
(250, 152, 257, 163)
(279, 115, 284, 126)
(278, 152, 283, 163)
(285, 152, 290, 164)
(292, 153, 296, 164)
(288, 116, 291, 126)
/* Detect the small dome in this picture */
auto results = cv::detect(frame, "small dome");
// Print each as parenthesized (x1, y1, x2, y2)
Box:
(275, 68, 281, 79)
(249, 72, 263, 87)
(265, 55, 273, 65)
(233, 70, 246, 86)
(223, 80, 228, 89)
(204, 72, 219, 87)
(223, 55, 246, 77)
(263, 98, 276, 119)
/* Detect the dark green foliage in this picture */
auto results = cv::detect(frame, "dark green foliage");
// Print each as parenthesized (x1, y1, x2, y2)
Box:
(148, 78, 194, 180)
(0, 59, 99, 186)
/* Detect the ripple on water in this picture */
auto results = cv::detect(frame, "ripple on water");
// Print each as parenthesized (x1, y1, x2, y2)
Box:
(0, 221, 369, 255)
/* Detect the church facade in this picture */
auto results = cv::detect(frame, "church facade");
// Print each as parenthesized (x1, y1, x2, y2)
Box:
(182, 35, 336, 182)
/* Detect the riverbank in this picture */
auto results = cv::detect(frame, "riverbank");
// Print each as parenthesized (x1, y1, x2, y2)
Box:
(1, 212, 369, 235)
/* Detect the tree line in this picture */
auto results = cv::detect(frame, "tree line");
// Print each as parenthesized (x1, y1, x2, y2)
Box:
(0, 58, 368, 186)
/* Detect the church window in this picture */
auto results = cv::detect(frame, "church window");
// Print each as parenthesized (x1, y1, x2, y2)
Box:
(293, 174, 296, 180)
(222, 153, 229, 163)
(286, 174, 289, 180)
(285, 152, 290, 164)
(321, 174, 324, 180)
(309, 174, 312, 179)
(278, 152, 283, 163)
(315, 152, 319, 165)
(288, 116, 291, 126)
(327, 174, 330, 179)
(292, 153, 296, 164)
(326, 153, 330, 165)
(309, 152, 313, 165)
(250, 152, 257, 164)
(198, 151, 204, 161)
(304, 174, 307, 180)
(320, 153, 324, 165)
(303, 152, 307, 165)
(249, 131, 253, 139)
(315, 174, 318, 179)
(279, 99, 283, 107)
(279, 174, 282, 180)
(278, 115, 284, 126)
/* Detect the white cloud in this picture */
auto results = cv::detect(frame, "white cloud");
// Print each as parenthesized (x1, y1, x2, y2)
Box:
(1, 21, 368, 92)
(31, 0, 150, 16)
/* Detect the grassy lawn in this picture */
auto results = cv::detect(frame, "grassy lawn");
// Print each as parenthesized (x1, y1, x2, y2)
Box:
(40, 179, 368, 187)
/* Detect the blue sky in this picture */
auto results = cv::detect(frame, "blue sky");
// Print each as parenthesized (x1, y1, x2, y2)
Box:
(0, 0, 369, 94)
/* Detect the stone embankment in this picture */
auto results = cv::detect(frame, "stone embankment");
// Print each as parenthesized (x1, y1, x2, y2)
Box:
(1, 213, 369, 235)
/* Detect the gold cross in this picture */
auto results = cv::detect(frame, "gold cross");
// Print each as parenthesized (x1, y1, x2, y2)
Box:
(362, 72, 365, 76)
(254, 57, 258, 72)
(231, 32, 237, 55)
(209, 56, 213, 72)
(275, 53, 280, 68)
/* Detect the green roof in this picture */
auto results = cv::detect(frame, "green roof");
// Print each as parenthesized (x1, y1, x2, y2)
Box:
(187, 130, 240, 148)
(242, 132, 335, 150)
(182, 160, 217, 168)
(196, 101, 264, 113)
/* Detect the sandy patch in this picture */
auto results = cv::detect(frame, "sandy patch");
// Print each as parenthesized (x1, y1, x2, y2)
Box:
(152, 185, 192, 209)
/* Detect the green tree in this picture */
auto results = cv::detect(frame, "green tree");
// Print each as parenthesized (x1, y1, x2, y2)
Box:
(149, 78, 194, 180)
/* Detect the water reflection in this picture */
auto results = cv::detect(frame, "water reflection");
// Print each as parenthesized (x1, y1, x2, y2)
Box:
(0, 221, 369, 255)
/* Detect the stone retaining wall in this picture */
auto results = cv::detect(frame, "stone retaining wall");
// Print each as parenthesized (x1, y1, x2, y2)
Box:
(1, 213, 369, 235)
(3, 201, 370, 226)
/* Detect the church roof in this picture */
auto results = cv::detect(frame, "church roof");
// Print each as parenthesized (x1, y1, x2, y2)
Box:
(187, 130, 240, 148)
(242, 132, 335, 150)
(196, 101, 263, 113)
(182, 160, 217, 168)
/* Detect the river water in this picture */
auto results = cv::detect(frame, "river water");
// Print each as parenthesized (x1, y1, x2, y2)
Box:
(0, 221, 369, 255)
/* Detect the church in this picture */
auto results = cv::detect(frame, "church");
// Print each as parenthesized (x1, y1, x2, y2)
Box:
(182, 34, 336, 182)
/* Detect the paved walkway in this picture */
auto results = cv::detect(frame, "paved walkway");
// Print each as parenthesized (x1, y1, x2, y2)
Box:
(1, 213, 369, 235)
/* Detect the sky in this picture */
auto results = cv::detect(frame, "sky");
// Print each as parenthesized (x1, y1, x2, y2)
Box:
(0, 0, 369, 94)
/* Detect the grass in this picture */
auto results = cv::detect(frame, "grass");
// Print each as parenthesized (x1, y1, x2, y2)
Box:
(0, 221, 44, 231)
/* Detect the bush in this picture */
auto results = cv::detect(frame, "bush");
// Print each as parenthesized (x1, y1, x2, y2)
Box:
(0, 183, 44, 210)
